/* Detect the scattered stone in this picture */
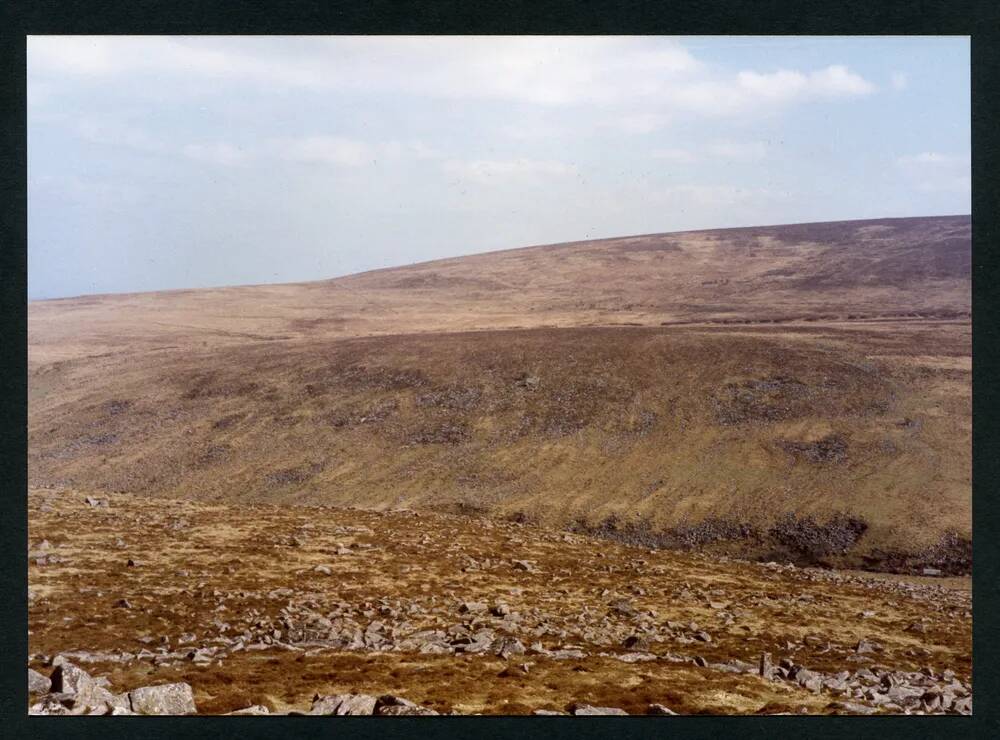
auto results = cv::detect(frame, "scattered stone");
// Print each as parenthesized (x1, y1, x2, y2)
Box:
(623, 634, 651, 651)
(310, 693, 378, 716)
(648, 703, 677, 715)
(855, 638, 881, 654)
(490, 603, 511, 618)
(226, 705, 270, 715)
(759, 652, 774, 680)
(28, 668, 51, 696)
(128, 682, 197, 715)
(50, 659, 98, 707)
(373, 695, 439, 715)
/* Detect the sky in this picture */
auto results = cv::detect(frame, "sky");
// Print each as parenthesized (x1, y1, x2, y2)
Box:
(27, 36, 970, 299)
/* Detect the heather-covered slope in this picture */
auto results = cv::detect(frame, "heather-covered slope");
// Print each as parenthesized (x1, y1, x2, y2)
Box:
(28, 216, 971, 571)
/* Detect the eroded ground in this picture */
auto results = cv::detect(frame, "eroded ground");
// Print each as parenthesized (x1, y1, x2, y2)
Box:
(28, 488, 971, 715)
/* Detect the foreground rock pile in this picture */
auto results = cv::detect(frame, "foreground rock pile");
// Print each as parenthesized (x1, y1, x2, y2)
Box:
(28, 488, 971, 715)
(29, 659, 196, 715)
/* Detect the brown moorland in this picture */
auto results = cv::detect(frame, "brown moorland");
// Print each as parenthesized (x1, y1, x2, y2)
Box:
(28, 489, 971, 715)
(28, 215, 971, 572)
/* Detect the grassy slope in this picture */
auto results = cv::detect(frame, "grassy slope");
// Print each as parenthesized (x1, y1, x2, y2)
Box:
(28, 216, 971, 570)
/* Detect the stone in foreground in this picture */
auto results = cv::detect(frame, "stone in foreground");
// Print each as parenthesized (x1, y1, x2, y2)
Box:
(310, 693, 378, 716)
(128, 682, 197, 715)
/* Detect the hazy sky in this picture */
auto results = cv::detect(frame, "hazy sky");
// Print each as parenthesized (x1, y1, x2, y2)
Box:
(28, 36, 970, 299)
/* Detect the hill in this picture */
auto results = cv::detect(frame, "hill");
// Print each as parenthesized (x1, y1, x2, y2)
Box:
(27, 215, 971, 572)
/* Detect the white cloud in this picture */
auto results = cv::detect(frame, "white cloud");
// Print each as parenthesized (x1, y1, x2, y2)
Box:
(736, 64, 875, 103)
(808, 64, 878, 95)
(442, 158, 577, 185)
(182, 142, 249, 166)
(891, 71, 909, 90)
(28, 36, 876, 121)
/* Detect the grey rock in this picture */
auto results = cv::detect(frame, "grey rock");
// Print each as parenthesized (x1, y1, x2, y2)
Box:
(28, 668, 51, 696)
(128, 682, 198, 715)
(227, 705, 271, 715)
(855, 638, 880, 654)
(623, 634, 651, 651)
(374, 694, 441, 715)
(648, 703, 677, 715)
(50, 659, 98, 707)
(310, 693, 378, 716)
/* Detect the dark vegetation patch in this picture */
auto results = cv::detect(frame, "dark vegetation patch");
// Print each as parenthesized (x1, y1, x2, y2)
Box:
(862, 531, 972, 576)
(106, 399, 132, 416)
(331, 364, 429, 392)
(212, 414, 243, 430)
(410, 423, 469, 445)
(569, 514, 758, 550)
(712, 376, 811, 425)
(181, 372, 260, 400)
(415, 387, 482, 411)
(263, 463, 323, 488)
(326, 399, 399, 429)
(767, 513, 868, 562)
(78, 433, 119, 447)
(778, 434, 849, 464)
(196, 444, 231, 466)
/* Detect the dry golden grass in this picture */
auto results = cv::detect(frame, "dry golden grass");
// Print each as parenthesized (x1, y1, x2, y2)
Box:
(28, 489, 970, 715)
(28, 215, 970, 569)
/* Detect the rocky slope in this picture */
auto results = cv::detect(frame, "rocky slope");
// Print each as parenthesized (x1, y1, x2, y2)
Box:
(28, 489, 971, 715)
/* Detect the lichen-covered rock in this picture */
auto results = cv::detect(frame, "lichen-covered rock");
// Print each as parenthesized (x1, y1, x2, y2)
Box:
(28, 668, 51, 696)
(128, 682, 197, 715)
(374, 694, 441, 715)
(49, 659, 98, 707)
(309, 693, 378, 716)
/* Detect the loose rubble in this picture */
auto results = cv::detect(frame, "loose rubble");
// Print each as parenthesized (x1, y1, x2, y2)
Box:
(28, 488, 972, 715)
